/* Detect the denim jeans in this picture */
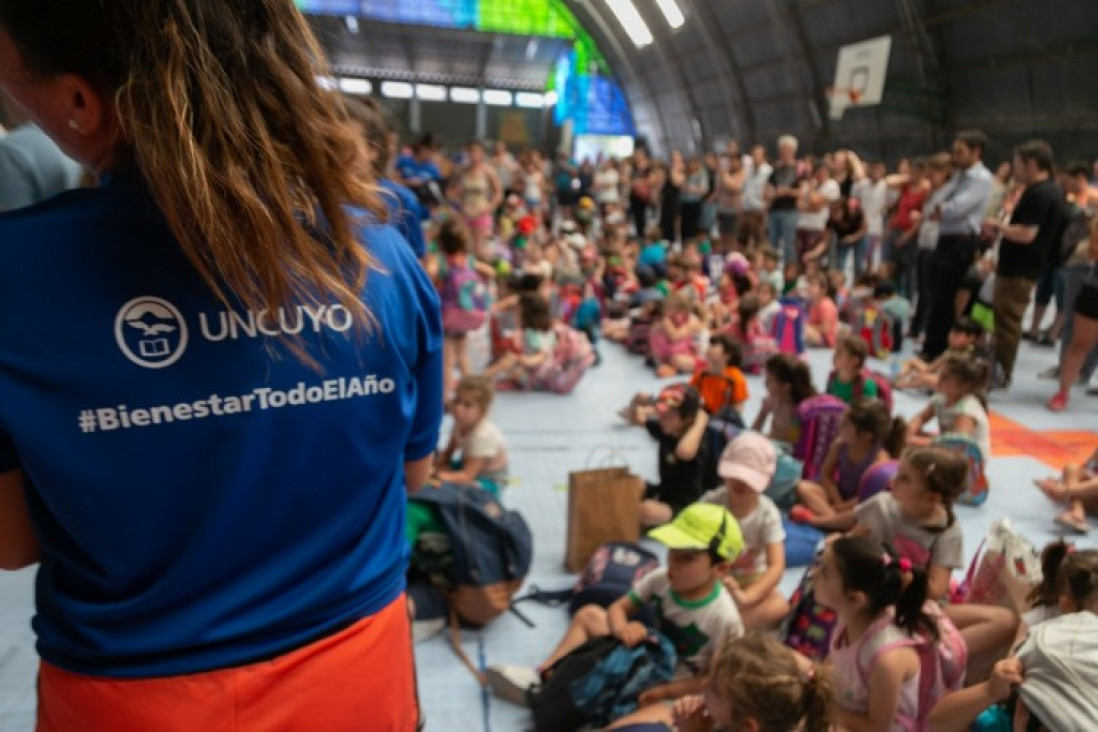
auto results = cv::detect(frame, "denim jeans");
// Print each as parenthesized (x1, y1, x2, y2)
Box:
(769, 209, 800, 266)
(832, 237, 868, 281)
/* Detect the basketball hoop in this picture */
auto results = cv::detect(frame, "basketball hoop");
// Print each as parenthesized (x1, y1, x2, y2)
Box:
(826, 86, 864, 104)
(828, 35, 892, 120)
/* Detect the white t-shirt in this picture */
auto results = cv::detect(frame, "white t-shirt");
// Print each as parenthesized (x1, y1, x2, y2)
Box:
(853, 178, 889, 237)
(798, 179, 840, 231)
(594, 168, 620, 205)
(929, 393, 992, 463)
(628, 567, 744, 671)
(758, 299, 781, 333)
(854, 492, 965, 571)
(742, 162, 773, 212)
(456, 418, 509, 484)
(700, 490, 785, 583)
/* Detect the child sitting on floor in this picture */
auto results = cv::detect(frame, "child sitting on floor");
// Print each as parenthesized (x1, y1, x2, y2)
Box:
(804, 272, 840, 348)
(485, 503, 745, 708)
(700, 433, 790, 630)
(640, 385, 710, 527)
(649, 291, 705, 378)
(609, 633, 832, 732)
(431, 375, 509, 496)
(1037, 449, 1098, 534)
(826, 335, 879, 404)
(906, 353, 992, 464)
(792, 398, 905, 530)
(896, 316, 982, 392)
(751, 354, 817, 446)
(483, 292, 557, 390)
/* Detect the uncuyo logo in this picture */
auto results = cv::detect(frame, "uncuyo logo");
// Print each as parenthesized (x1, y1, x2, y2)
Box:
(115, 297, 188, 369)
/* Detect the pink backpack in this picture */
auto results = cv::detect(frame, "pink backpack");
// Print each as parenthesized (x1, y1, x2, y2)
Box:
(547, 323, 595, 394)
(794, 395, 846, 481)
(856, 603, 967, 730)
(770, 298, 806, 356)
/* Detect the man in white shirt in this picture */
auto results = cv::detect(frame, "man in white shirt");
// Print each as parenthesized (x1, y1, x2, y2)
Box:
(923, 130, 993, 359)
(853, 160, 889, 272)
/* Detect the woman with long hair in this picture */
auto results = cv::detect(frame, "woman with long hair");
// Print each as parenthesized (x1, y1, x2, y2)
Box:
(0, 1, 441, 729)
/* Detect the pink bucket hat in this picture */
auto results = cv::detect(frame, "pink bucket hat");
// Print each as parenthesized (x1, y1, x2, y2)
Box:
(717, 432, 777, 493)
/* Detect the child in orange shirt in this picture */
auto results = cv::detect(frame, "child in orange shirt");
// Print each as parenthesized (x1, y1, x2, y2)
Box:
(691, 334, 749, 416)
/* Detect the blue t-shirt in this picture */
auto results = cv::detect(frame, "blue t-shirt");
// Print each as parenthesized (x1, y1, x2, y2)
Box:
(0, 172, 443, 677)
(395, 154, 440, 186)
(380, 177, 427, 259)
(639, 242, 668, 267)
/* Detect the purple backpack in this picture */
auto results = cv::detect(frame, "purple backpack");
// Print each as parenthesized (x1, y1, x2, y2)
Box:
(794, 395, 847, 481)
(770, 298, 806, 356)
(858, 460, 899, 503)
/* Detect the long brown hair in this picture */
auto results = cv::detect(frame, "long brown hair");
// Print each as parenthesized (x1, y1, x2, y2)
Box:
(0, 0, 384, 343)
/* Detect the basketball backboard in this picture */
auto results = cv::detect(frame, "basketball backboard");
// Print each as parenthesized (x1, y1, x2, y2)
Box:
(829, 35, 892, 120)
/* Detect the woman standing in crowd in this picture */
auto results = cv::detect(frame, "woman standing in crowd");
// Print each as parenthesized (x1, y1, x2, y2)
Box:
(660, 150, 685, 244)
(0, 1, 441, 729)
(680, 155, 709, 242)
(630, 146, 655, 238)
(454, 139, 504, 261)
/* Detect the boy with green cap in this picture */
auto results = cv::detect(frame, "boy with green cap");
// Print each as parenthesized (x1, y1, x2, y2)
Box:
(486, 503, 745, 706)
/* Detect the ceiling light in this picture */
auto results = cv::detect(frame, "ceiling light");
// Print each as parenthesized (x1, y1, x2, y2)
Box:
(482, 89, 514, 107)
(380, 81, 414, 99)
(315, 75, 338, 91)
(544, 91, 559, 107)
(415, 84, 447, 101)
(603, 0, 653, 48)
(450, 87, 481, 104)
(654, 0, 685, 29)
(515, 92, 545, 109)
(345, 15, 359, 34)
(337, 77, 372, 95)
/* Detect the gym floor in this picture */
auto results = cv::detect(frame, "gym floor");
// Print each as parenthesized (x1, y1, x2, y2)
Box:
(0, 329, 1094, 732)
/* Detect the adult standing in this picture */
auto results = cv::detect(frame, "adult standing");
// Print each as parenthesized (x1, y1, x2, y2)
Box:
(795, 163, 841, 267)
(715, 142, 746, 253)
(853, 160, 889, 272)
(883, 160, 930, 297)
(455, 140, 504, 261)
(490, 140, 518, 199)
(593, 158, 621, 216)
(679, 155, 709, 241)
(395, 132, 443, 209)
(660, 150, 685, 243)
(630, 146, 655, 238)
(0, 2, 442, 729)
(767, 134, 803, 266)
(983, 141, 1063, 389)
(740, 144, 772, 251)
(1049, 217, 1098, 411)
(923, 131, 993, 360)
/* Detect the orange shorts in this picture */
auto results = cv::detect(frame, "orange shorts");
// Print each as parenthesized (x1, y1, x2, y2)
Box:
(38, 594, 418, 732)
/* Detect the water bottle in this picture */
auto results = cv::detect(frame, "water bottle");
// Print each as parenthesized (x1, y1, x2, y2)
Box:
(889, 354, 901, 383)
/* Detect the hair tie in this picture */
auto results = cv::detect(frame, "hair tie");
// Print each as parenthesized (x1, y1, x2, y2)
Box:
(882, 553, 892, 567)
(898, 558, 912, 573)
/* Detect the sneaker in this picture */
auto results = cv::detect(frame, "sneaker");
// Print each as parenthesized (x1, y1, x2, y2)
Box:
(485, 664, 540, 707)
(1022, 332, 1037, 342)
(1038, 366, 1060, 380)
(1047, 392, 1069, 412)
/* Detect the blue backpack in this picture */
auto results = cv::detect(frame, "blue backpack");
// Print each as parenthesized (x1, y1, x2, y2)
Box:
(408, 483, 532, 627)
(529, 634, 677, 731)
(770, 297, 806, 356)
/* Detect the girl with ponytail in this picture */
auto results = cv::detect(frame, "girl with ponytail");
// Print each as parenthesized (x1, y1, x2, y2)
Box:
(815, 536, 963, 731)
(0, 1, 441, 729)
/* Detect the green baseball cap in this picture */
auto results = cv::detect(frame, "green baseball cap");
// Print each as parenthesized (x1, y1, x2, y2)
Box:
(648, 503, 744, 561)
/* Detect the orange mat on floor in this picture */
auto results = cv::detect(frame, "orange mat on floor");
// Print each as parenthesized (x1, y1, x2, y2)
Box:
(988, 412, 1098, 468)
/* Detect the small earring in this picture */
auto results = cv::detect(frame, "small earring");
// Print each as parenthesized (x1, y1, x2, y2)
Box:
(68, 119, 80, 131)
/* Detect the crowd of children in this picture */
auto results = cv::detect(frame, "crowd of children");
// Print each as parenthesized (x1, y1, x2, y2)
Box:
(394, 131, 1098, 731)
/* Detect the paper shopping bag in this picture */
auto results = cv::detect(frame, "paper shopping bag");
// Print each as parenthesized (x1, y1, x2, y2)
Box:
(564, 466, 645, 573)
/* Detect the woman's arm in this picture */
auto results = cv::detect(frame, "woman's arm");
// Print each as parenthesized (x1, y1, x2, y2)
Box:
(0, 471, 39, 570)
(676, 411, 709, 461)
(834, 646, 919, 732)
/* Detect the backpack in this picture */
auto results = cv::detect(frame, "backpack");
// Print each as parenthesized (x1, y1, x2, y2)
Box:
(781, 562, 839, 660)
(547, 322, 596, 394)
(858, 460, 899, 502)
(854, 603, 968, 729)
(770, 298, 806, 356)
(571, 542, 660, 615)
(826, 368, 894, 413)
(853, 305, 895, 359)
(528, 634, 677, 732)
(408, 483, 532, 626)
(794, 395, 847, 481)
(933, 433, 989, 507)
(441, 257, 488, 333)
(783, 516, 825, 568)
